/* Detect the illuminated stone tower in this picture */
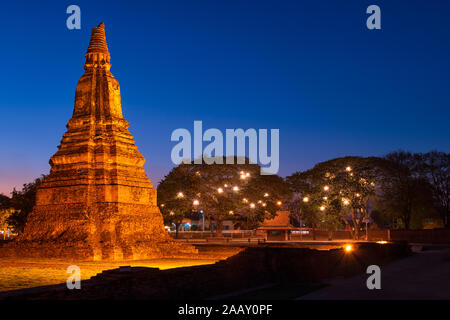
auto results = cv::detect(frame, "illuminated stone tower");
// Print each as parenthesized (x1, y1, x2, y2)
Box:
(5, 23, 194, 260)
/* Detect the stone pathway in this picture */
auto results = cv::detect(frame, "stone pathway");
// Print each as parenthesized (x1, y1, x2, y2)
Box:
(298, 248, 450, 300)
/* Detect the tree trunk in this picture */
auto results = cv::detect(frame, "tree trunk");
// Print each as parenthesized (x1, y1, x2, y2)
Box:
(216, 220, 223, 236)
(352, 219, 360, 240)
(175, 223, 180, 239)
(402, 209, 411, 230)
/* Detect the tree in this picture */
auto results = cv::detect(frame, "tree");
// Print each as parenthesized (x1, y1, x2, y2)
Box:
(157, 157, 291, 235)
(8, 176, 45, 233)
(0, 194, 13, 239)
(157, 165, 199, 238)
(415, 151, 450, 227)
(287, 156, 383, 239)
(238, 174, 292, 230)
(378, 152, 439, 230)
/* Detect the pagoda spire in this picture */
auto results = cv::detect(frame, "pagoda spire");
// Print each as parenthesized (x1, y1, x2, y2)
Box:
(84, 22, 111, 71)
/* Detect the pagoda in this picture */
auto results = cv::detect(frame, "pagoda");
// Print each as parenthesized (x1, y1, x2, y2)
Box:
(2, 23, 195, 260)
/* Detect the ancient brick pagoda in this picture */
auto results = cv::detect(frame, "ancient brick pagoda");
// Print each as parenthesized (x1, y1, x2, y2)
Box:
(2, 23, 194, 260)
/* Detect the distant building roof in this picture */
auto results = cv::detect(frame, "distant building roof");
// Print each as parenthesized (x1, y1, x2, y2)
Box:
(259, 211, 295, 230)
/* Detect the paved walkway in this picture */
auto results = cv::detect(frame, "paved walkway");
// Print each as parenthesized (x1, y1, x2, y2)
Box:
(299, 248, 450, 300)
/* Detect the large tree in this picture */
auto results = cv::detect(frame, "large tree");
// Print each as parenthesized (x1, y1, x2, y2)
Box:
(0, 194, 13, 239)
(377, 151, 441, 229)
(7, 176, 45, 233)
(287, 156, 384, 239)
(415, 151, 450, 227)
(157, 165, 200, 237)
(157, 157, 291, 235)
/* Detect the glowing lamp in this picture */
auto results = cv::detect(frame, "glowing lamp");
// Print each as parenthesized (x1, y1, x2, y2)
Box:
(344, 244, 353, 252)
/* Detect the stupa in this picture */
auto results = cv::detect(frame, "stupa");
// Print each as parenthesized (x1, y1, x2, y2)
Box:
(2, 23, 195, 260)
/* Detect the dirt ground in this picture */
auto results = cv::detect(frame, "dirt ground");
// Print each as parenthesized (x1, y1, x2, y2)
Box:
(0, 245, 242, 292)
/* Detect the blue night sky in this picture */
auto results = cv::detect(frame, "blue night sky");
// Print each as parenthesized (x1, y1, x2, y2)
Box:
(0, 0, 449, 195)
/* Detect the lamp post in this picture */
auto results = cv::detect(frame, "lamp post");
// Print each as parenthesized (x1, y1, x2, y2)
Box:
(200, 210, 205, 232)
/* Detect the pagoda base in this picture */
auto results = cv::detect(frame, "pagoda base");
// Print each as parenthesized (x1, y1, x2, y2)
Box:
(0, 238, 197, 261)
(0, 203, 197, 261)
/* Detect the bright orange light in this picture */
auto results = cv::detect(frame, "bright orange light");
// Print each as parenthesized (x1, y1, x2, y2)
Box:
(276, 201, 282, 206)
(344, 244, 353, 252)
(193, 200, 199, 206)
(346, 166, 352, 172)
(376, 241, 388, 244)
(319, 205, 326, 211)
(177, 192, 184, 198)
(264, 193, 269, 197)
(250, 203, 256, 209)
(233, 186, 239, 192)
(217, 188, 224, 193)
(303, 197, 309, 202)
(323, 185, 329, 191)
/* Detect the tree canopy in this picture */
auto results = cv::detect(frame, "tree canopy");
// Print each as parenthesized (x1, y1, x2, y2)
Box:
(157, 157, 291, 234)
